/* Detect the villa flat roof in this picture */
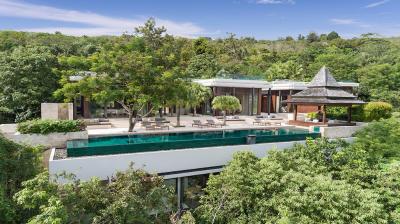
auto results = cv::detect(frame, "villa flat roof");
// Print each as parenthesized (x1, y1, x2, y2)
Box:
(194, 78, 358, 91)
(194, 79, 271, 89)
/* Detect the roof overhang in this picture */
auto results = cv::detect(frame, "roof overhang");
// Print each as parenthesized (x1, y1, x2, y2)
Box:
(194, 79, 271, 89)
(283, 98, 365, 105)
(262, 80, 359, 91)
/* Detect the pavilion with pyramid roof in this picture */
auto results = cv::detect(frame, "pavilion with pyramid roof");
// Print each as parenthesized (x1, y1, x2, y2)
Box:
(283, 66, 365, 126)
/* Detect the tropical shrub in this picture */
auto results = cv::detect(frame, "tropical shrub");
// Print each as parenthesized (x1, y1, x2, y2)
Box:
(306, 112, 317, 119)
(326, 102, 392, 122)
(195, 139, 396, 223)
(326, 106, 347, 120)
(212, 95, 242, 125)
(352, 117, 400, 163)
(0, 134, 42, 223)
(14, 167, 174, 224)
(17, 119, 86, 135)
(363, 101, 393, 121)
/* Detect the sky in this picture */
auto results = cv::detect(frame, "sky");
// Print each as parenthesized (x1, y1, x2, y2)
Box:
(0, 0, 399, 40)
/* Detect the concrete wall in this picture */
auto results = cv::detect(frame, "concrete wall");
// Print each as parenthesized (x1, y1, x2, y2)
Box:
(0, 123, 17, 134)
(49, 137, 355, 183)
(320, 123, 366, 138)
(5, 131, 88, 148)
(41, 103, 74, 120)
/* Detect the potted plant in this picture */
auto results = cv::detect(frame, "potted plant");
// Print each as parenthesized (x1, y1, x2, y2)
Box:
(306, 112, 317, 122)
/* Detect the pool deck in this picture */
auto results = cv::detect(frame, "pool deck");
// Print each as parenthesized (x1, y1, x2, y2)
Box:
(87, 114, 298, 137)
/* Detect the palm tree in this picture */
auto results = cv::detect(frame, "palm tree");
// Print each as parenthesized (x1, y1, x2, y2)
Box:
(186, 83, 212, 116)
(212, 96, 242, 125)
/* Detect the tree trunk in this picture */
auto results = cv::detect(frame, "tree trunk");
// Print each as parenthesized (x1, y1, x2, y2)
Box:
(176, 106, 181, 127)
(159, 108, 163, 118)
(132, 112, 139, 130)
(103, 105, 108, 118)
(128, 111, 134, 132)
(193, 107, 197, 116)
(223, 111, 227, 126)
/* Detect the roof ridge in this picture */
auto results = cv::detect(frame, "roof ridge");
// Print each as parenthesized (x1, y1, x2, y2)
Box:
(309, 66, 341, 88)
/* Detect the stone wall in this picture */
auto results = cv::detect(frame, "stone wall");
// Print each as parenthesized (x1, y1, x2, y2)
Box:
(319, 123, 367, 138)
(4, 131, 88, 148)
(41, 103, 74, 120)
(0, 123, 17, 134)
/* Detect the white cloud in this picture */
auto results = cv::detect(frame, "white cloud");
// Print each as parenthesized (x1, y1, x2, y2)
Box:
(330, 19, 357, 25)
(365, 0, 390, 8)
(0, 0, 205, 37)
(256, 0, 295, 4)
(330, 18, 371, 28)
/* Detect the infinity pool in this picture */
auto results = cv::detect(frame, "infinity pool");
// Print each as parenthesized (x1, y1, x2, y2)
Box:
(67, 128, 320, 157)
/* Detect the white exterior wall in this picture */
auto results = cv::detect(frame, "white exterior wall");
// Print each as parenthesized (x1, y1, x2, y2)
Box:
(50, 138, 355, 183)
(320, 123, 367, 138)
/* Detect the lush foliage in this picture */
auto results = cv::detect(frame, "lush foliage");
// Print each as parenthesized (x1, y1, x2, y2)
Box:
(14, 167, 174, 224)
(0, 134, 42, 223)
(306, 112, 317, 119)
(212, 95, 242, 125)
(327, 102, 393, 122)
(212, 95, 242, 113)
(363, 101, 393, 121)
(17, 119, 86, 135)
(0, 46, 59, 122)
(2, 22, 400, 122)
(352, 117, 400, 163)
(195, 118, 400, 223)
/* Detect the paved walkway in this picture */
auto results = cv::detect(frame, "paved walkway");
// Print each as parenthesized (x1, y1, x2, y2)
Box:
(87, 114, 291, 137)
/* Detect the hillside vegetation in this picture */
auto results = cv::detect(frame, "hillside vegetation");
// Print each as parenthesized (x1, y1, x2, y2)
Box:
(0, 21, 400, 122)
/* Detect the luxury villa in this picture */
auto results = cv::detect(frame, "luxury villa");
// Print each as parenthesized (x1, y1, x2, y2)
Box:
(1, 66, 365, 209)
(73, 67, 359, 119)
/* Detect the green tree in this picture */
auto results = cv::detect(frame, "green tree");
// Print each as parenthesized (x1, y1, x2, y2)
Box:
(15, 167, 174, 224)
(327, 31, 340, 40)
(162, 70, 190, 127)
(135, 17, 167, 52)
(309, 46, 359, 81)
(212, 96, 241, 125)
(0, 46, 59, 121)
(266, 60, 304, 81)
(306, 32, 319, 43)
(186, 54, 219, 78)
(196, 138, 391, 223)
(186, 83, 211, 116)
(357, 63, 400, 107)
(0, 134, 42, 223)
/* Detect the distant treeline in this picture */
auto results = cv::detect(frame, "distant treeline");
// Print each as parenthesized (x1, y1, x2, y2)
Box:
(1, 23, 400, 122)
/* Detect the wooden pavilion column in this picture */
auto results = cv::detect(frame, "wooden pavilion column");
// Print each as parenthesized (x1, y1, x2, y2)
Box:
(294, 104, 298, 121)
(322, 105, 326, 124)
(347, 105, 352, 123)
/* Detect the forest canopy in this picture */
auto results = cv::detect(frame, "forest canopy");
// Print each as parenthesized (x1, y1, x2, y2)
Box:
(1, 19, 400, 122)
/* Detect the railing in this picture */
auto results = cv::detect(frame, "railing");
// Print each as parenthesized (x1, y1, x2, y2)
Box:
(0, 112, 15, 124)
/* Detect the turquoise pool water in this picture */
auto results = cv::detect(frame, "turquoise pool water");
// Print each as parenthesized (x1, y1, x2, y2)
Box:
(67, 128, 320, 157)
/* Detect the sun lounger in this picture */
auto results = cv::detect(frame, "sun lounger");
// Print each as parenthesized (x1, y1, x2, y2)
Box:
(192, 120, 207, 128)
(253, 118, 263, 125)
(145, 125, 156, 130)
(155, 121, 169, 130)
(267, 120, 282, 126)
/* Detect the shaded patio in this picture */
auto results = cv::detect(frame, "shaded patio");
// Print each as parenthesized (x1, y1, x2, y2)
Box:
(283, 66, 365, 127)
